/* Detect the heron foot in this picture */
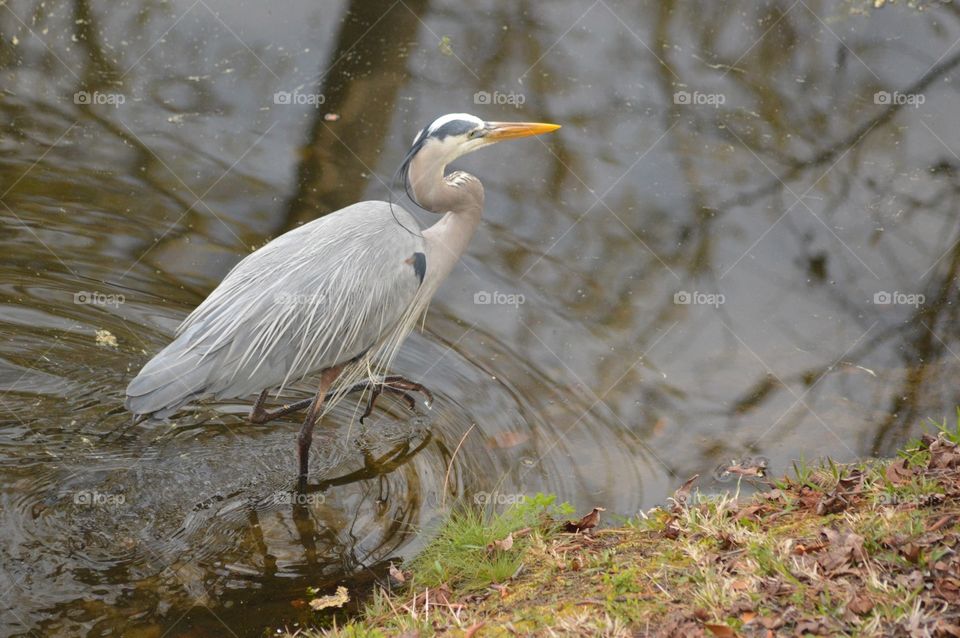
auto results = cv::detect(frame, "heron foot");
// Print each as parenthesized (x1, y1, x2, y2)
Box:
(249, 394, 313, 425)
(356, 376, 433, 424)
(248, 376, 433, 425)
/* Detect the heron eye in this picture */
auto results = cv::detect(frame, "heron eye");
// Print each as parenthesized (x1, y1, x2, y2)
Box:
(468, 129, 480, 138)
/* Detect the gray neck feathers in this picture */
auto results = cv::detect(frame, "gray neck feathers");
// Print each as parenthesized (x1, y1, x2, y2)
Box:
(407, 152, 485, 290)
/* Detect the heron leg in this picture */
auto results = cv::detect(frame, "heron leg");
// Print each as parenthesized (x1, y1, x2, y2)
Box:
(297, 366, 343, 481)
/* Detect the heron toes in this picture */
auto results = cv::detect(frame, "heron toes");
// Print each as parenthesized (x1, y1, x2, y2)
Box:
(248, 376, 433, 426)
(380, 376, 434, 408)
(359, 385, 419, 424)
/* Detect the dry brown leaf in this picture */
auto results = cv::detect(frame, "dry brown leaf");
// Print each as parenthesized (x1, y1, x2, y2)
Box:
(936, 622, 960, 638)
(797, 486, 821, 510)
(816, 491, 851, 516)
(564, 507, 605, 533)
(929, 436, 960, 469)
(733, 504, 765, 523)
(900, 542, 921, 563)
(759, 613, 784, 629)
(934, 577, 960, 603)
(730, 577, 753, 591)
(724, 459, 768, 478)
(837, 469, 865, 492)
(652, 417, 668, 435)
(489, 583, 509, 598)
(885, 457, 914, 485)
(817, 528, 866, 572)
(792, 540, 828, 555)
(672, 475, 699, 510)
(487, 532, 514, 554)
(464, 622, 485, 638)
(848, 594, 873, 615)
(795, 618, 828, 635)
(759, 488, 787, 503)
(704, 622, 737, 637)
(486, 431, 529, 449)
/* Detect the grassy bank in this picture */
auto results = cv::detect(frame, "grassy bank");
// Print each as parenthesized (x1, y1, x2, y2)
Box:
(285, 425, 960, 637)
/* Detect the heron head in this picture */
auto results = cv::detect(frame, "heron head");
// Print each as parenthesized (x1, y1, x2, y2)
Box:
(399, 113, 560, 209)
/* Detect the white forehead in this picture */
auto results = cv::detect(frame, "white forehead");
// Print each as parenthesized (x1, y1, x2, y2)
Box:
(426, 112, 483, 134)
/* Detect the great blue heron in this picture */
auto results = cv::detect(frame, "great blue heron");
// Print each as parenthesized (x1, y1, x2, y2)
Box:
(126, 112, 560, 479)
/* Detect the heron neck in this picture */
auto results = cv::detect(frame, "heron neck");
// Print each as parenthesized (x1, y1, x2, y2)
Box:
(408, 151, 485, 290)
(421, 199, 482, 291)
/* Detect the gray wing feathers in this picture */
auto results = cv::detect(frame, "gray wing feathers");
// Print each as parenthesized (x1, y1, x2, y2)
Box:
(125, 201, 424, 417)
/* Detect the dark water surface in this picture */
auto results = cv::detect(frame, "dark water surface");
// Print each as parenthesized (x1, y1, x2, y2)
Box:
(1, 0, 960, 635)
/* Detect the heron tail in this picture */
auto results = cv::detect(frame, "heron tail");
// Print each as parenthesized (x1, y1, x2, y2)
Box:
(124, 332, 219, 419)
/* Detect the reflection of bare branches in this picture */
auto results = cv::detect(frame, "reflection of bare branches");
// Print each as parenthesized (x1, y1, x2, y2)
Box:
(632, 3, 960, 465)
(720, 47, 960, 212)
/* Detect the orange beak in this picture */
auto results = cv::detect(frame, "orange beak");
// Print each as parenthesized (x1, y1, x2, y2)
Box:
(484, 121, 561, 141)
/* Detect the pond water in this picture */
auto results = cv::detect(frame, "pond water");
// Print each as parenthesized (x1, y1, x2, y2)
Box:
(2, 0, 960, 635)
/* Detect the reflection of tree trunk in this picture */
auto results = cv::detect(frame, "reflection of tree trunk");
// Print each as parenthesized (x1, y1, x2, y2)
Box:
(282, 0, 430, 230)
(72, 0, 120, 83)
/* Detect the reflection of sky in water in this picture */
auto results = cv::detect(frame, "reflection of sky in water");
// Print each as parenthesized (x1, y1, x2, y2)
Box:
(1, 0, 959, 634)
